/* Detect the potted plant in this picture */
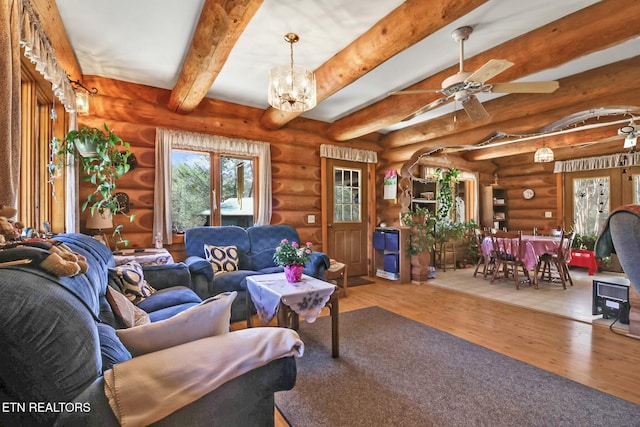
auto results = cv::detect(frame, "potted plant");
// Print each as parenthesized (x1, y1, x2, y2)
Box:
(400, 206, 437, 282)
(273, 239, 313, 283)
(49, 123, 135, 222)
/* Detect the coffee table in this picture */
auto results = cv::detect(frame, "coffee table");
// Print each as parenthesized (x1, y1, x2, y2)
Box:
(246, 273, 339, 357)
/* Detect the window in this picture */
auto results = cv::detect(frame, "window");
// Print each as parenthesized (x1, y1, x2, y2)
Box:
(572, 176, 610, 236)
(19, 54, 66, 233)
(634, 175, 640, 204)
(333, 167, 360, 222)
(171, 150, 255, 231)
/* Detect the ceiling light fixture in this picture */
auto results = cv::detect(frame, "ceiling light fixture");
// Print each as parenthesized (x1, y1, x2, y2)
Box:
(619, 118, 638, 149)
(268, 33, 316, 112)
(534, 140, 554, 163)
(68, 76, 98, 115)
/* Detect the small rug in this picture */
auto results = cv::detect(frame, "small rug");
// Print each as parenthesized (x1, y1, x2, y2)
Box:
(346, 275, 374, 287)
(275, 306, 640, 427)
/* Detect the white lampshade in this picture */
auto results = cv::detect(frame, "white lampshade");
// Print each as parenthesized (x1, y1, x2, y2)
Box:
(86, 209, 113, 230)
(534, 147, 554, 163)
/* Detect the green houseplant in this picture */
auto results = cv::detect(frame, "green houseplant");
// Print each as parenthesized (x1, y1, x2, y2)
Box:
(49, 123, 135, 221)
(400, 206, 437, 282)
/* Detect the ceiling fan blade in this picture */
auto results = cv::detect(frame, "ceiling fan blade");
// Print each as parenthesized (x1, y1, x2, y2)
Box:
(490, 81, 559, 93)
(465, 59, 514, 84)
(402, 96, 453, 122)
(390, 89, 441, 95)
(461, 95, 489, 121)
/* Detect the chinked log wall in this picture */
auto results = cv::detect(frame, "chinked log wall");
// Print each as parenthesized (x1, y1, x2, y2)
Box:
(77, 76, 380, 261)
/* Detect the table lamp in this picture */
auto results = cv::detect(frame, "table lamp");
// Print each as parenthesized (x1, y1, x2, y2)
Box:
(86, 209, 113, 246)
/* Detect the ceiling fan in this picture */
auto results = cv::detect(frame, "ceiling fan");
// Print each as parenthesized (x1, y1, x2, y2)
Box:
(391, 26, 560, 122)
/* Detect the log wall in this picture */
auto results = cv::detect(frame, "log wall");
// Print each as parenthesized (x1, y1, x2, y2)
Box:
(77, 76, 381, 260)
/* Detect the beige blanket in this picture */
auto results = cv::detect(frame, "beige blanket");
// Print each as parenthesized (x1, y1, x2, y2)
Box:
(104, 327, 304, 427)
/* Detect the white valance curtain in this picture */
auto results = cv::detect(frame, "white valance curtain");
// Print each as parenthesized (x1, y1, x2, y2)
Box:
(320, 144, 378, 163)
(154, 128, 272, 245)
(19, 0, 76, 113)
(553, 152, 640, 173)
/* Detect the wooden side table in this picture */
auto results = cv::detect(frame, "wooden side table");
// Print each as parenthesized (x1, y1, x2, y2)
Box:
(246, 273, 339, 357)
(325, 260, 348, 297)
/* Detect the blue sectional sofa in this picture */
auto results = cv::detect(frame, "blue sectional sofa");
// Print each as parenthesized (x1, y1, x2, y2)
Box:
(0, 233, 296, 426)
(185, 224, 331, 322)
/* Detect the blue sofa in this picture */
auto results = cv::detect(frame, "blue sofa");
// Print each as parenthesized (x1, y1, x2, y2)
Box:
(0, 233, 296, 426)
(185, 224, 331, 322)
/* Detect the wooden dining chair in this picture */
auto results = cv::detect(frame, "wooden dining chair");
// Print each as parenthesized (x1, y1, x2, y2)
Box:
(473, 229, 495, 279)
(490, 230, 531, 289)
(537, 231, 575, 289)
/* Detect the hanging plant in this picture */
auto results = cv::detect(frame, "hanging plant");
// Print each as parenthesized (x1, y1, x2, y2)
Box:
(435, 167, 460, 222)
(49, 123, 135, 222)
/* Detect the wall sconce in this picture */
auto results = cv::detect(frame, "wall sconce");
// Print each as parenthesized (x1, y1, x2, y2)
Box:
(69, 76, 98, 115)
(268, 33, 316, 112)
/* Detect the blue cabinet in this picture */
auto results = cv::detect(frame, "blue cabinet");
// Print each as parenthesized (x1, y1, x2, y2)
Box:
(373, 227, 409, 283)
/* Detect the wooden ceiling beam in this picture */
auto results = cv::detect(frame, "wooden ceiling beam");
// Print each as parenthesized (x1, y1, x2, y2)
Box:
(258, 0, 487, 130)
(168, 0, 262, 113)
(29, 0, 82, 81)
(327, 0, 640, 142)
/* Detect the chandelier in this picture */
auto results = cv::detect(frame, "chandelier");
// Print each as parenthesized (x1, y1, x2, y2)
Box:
(268, 33, 316, 112)
(534, 146, 554, 163)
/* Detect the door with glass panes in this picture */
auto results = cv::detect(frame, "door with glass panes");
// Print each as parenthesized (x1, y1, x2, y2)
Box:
(326, 159, 369, 276)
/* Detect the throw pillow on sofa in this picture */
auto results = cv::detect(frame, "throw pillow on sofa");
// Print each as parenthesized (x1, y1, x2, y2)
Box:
(106, 287, 151, 328)
(108, 261, 157, 304)
(116, 291, 237, 356)
(204, 244, 239, 275)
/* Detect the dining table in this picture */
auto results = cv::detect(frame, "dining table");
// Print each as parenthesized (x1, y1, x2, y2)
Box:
(481, 234, 562, 284)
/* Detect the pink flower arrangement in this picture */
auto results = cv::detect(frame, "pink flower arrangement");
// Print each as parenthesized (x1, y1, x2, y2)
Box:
(273, 238, 313, 267)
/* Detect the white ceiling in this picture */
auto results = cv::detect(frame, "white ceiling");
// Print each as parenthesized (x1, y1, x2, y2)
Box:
(55, 0, 637, 133)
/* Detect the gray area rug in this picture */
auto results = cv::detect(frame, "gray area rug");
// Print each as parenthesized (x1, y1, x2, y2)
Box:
(275, 306, 640, 427)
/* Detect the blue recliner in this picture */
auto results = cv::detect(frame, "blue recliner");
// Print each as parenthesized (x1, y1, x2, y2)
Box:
(0, 233, 296, 426)
(596, 205, 640, 294)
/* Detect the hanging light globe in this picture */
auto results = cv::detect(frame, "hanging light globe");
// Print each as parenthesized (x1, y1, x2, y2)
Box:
(534, 146, 554, 163)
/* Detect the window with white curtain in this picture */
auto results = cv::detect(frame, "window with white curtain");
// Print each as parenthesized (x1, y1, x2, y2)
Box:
(154, 129, 271, 243)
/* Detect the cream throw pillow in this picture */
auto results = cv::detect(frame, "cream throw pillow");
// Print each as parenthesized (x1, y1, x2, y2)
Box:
(106, 287, 151, 328)
(116, 291, 237, 356)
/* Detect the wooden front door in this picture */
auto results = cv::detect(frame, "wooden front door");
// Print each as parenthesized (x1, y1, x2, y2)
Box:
(325, 159, 369, 276)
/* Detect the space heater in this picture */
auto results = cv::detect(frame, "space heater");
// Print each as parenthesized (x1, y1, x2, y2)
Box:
(592, 277, 631, 324)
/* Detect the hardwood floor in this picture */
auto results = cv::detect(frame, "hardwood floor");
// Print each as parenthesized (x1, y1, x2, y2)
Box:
(260, 274, 640, 426)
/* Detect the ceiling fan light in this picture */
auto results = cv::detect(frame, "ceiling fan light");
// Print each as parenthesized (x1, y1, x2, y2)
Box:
(534, 146, 554, 163)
